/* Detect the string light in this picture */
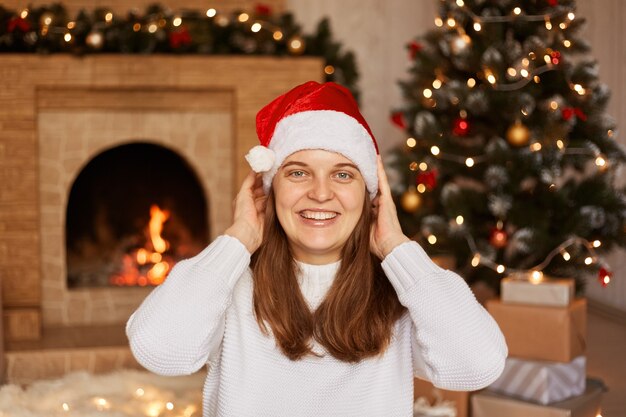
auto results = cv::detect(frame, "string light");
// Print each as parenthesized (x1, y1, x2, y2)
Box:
(563, 39, 572, 47)
(456, 215, 464, 225)
(496, 265, 505, 274)
(206, 8, 217, 18)
(431, 146, 440, 156)
(251, 22, 262, 32)
(173, 16, 182, 27)
(64, 33, 72, 42)
(471, 254, 481, 267)
(473, 21, 481, 31)
(593, 240, 602, 248)
(62, 403, 70, 411)
(513, 7, 522, 15)
(530, 270, 543, 283)
(432, 79, 443, 89)
(584, 257, 593, 265)
(467, 78, 476, 88)
(545, 18, 552, 30)
(105, 12, 113, 22)
(20, 9, 28, 18)
(423, 88, 433, 98)
(428, 235, 437, 244)
(465, 157, 475, 167)
(568, 12, 576, 20)
(435, 17, 444, 27)
(406, 137, 417, 147)
(238, 13, 249, 22)
(456, 0, 465, 6)
(419, 162, 428, 171)
(417, 184, 427, 193)
(562, 250, 571, 261)
(447, 17, 456, 28)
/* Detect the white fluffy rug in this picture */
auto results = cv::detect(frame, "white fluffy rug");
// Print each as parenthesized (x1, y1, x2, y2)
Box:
(0, 370, 205, 417)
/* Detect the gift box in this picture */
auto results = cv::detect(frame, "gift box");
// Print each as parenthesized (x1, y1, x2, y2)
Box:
(488, 356, 586, 404)
(472, 378, 604, 417)
(486, 298, 586, 362)
(414, 378, 468, 417)
(501, 275, 574, 307)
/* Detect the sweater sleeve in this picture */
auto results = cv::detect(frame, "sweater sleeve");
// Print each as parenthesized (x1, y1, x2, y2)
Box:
(381, 241, 507, 391)
(126, 235, 251, 376)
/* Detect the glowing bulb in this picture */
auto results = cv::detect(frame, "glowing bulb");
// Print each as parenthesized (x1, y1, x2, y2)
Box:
(584, 257, 593, 265)
(428, 235, 437, 244)
(423, 88, 433, 98)
(562, 251, 571, 261)
(435, 17, 444, 27)
(431, 146, 440, 156)
(486, 73, 496, 84)
(406, 137, 417, 147)
(595, 156, 606, 167)
(135, 388, 145, 397)
(324, 65, 335, 75)
(173, 17, 182, 27)
(417, 184, 427, 193)
(251, 22, 262, 32)
(608, 130, 614, 137)
(467, 78, 476, 88)
(556, 139, 565, 149)
(544, 54, 552, 65)
(456, 215, 464, 225)
(432, 79, 442, 89)
(471, 254, 480, 267)
(456, 0, 465, 6)
(409, 162, 418, 171)
(238, 13, 249, 22)
(550, 101, 559, 110)
(593, 240, 602, 248)
(513, 7, 522, 15)
(465, 158, 475, 167)
(530, 270, 543, 283)
(545, 18, 552, 30)
(133, 23, 141, 31)
(148, 23, 158, 33)
(64, 33, 72, 42)
(507, 67, 517, 77)
(105, 12, 113, 22)
(20, 9, 28, 18)
(568, 12, 575, 20)
(166, 402, 175, 410)
(522, 58, 530, 67)
(497, 265, 505, 274)
(447, 18, 456, 27)
(530, 143, 542, 152)
(520, 69, 529, 78)
(67, 21, 76, 29)
(62, 403, 70, 411)
(563, 39, 572, 47)
(206, 8, 217, 17)
(474, 21, 482, 31)
(419, 162, 428, 171)
(43, 16, 52, 25)
(559, 22, 567, 29)
(603, 276, 610, 285)
(273, 31, 283, 40)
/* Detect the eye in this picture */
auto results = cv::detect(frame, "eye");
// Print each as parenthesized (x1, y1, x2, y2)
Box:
(288, 170, 306, 178)
(335, 171, 354, 180)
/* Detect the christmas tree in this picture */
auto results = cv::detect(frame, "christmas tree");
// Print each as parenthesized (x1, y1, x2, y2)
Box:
(388, 0, 626, 293)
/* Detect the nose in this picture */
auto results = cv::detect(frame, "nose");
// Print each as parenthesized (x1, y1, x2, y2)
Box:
(307, 176, 334, 202)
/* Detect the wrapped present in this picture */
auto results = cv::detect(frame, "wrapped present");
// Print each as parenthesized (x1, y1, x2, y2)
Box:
(414, 378, 468, 417)
(486, 298, 586, 362)
(488, 356, 586, 404)
(472, 378, 605, 417)
(501, 275, 574, 307)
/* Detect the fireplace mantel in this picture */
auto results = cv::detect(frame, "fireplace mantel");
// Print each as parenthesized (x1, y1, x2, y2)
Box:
(0, 54, 323, 342)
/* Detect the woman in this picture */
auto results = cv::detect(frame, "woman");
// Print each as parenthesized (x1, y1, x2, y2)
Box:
(126, 81, 507, 417)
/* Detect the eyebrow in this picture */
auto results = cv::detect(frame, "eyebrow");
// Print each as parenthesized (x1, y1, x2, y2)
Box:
(281, 161, 359, 170)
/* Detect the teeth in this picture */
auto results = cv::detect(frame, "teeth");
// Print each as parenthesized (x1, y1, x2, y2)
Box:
(300, 211, 337, 220)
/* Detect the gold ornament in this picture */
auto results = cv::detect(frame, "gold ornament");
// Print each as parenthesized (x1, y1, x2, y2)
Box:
(401, 189, 422, 213)
(506, 120, 530, 146)
(287, 35, 305, 55)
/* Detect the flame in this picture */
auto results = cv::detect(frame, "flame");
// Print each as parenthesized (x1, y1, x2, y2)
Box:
(150, 205, 170, 253)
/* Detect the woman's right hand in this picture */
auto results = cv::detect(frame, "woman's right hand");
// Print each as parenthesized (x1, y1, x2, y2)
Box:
(224, 171, 267, 254)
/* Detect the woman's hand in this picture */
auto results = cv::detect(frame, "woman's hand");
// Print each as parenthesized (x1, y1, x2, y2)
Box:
(224, 171, 267, 254)
(370, 156, 410, 260)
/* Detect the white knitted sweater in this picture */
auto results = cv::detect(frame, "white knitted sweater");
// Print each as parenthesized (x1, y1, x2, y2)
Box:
(127, 236, 507, 417)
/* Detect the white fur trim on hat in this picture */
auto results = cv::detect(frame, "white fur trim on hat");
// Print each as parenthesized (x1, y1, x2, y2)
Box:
(261, 110, 378, 199)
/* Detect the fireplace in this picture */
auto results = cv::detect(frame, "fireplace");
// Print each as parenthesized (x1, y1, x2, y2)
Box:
(66, 142, 209, 289)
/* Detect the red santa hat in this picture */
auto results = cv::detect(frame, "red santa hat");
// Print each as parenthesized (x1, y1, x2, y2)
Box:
(245, 81, 379, 199)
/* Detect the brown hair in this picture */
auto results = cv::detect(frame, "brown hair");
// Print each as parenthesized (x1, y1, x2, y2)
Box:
(251, 189, 406, 362)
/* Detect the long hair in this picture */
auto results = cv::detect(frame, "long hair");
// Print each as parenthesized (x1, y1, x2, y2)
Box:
(251, 189, 406, 362)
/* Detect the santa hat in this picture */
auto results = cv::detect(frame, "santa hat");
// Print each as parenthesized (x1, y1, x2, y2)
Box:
(245, 81, 379, 199)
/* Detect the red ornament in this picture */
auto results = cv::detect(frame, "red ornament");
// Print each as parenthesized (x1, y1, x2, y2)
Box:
(417, 169, 438, 190)
(255, 4, 272, 15)
(548, 0, 558, 6)
(562, 107, 587, 122)
(550, 51, 561, 65)
(452, 117, 470, 136)
(408, 40, 423, 59)
(7, 16, 31, 33)
(598, 267, 612, 287)
(169, 27, 192, 49)
(489, 227, 508, 249)
(391, 111, 407, 130)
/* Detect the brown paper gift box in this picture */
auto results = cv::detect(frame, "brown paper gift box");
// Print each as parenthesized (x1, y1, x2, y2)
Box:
(471, 378, 604, 417)
(486, 298, 586, 362)
(414, 378, 469, 417)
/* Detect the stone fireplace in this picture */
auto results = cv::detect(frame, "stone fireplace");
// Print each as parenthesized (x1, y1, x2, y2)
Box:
(0, 54, 322, 382)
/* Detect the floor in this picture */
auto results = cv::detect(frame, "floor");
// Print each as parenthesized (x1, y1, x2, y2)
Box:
(586, 305, 626, 417)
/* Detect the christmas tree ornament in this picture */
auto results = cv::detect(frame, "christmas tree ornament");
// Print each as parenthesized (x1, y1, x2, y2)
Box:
(489, 225, 508, 249)
(390, 111, 407, 129)
(169, 27, 192, 49)
(417, 170, 438, 191)
(7, 16, 31, 33)
(86, 31, 104, 49)
(408, 40, 423, 59)
(506, 120, 530, 146)
(598, 267, 612, 287)
(401, 189, 422, 213)
(452, 117, 470, 136)
(287, 35, 305, 54)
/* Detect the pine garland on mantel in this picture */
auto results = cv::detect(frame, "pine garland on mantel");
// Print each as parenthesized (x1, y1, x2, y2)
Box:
(0, 3, 360, 98)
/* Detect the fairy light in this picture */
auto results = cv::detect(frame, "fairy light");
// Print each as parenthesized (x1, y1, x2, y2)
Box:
(423, 88, 433, 98)
(507, 67, 517, 77)
(550, 101, 559, 110)
(530, 270, 543, 283)
(563, 39, 572, 47)
(417, 184, 427, 193)
(556, 139, 565, 149)
(447, 17, 456, 27)
(20, 9, 28, 18)
(43, 15, 53, 25)
(593, 240, 602, 248)
(148, 23, 158, 33)
(513, 7, 522, 15)
(251, 22, 262, 32)
(544, 54, 552, 65)
(238, 13, 249, 22)
(133, 23, 141, 31)
(173, 16, 182, 27)
(93, 398, 110, 411)
(497, 265, 505, 274)
(67, 21, 76, 29)
(456, 215, 464, 225)
(166, 402, 175, 411)
(559, 22, 567, 29)
(520, 69, 529, 78)
(105, 12, 113, 22)
(409, 162, 418, 171)
(465, 158, 475, 167)
(273, 30, 283, 40)
(456, 0, 465, 6)
(64, 33, 72, 42)
(568, 12, 576, 20)
(595, 155, 607, 168)
(473, 21, 482, 31)
(419, 162, 428, 171)
(545, 18, 552, 30)
(584, 257, 593, 265)
(522, 58, 530, 67)
(607, 129, 614, 138)
(406, 137, 417, 147)
(135, 388, 145, 397)
(428, 235, 437, 244)
(485, 70, 496, 84)
(431, 146, 440, 156)
(467, 78, 476, 88)
(62, 403, 70, 412)
(206, 8, 217, 17)
(432, 79, 443, 89)
(324, 65, 335, 75)
(562, 250, 571, 261)
(435, 17, 444, 27)
(530, 142, 542, 152)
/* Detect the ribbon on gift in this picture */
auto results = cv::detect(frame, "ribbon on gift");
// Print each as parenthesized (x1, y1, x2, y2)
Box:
(413, 396, 457, 417)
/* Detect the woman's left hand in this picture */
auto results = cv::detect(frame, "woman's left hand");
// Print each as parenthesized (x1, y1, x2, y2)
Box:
(370, 156, 410, 260)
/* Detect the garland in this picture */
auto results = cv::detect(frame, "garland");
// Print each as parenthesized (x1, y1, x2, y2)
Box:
(0, 3, 359, 98)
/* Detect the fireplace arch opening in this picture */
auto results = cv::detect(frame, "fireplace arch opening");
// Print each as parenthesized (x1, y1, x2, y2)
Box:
(66, 142, 209, 288)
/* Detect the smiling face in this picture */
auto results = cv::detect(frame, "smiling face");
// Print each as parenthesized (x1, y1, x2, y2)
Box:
(272, 149, 366, 265)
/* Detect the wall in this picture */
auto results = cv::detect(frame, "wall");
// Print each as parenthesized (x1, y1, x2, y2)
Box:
(287, 0, 626, 312)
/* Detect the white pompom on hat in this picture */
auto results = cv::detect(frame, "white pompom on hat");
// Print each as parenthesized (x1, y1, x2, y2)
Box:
(245, 81, 379, 199)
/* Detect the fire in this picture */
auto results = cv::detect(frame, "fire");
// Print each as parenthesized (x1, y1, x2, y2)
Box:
(110, 205, 172, 287)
